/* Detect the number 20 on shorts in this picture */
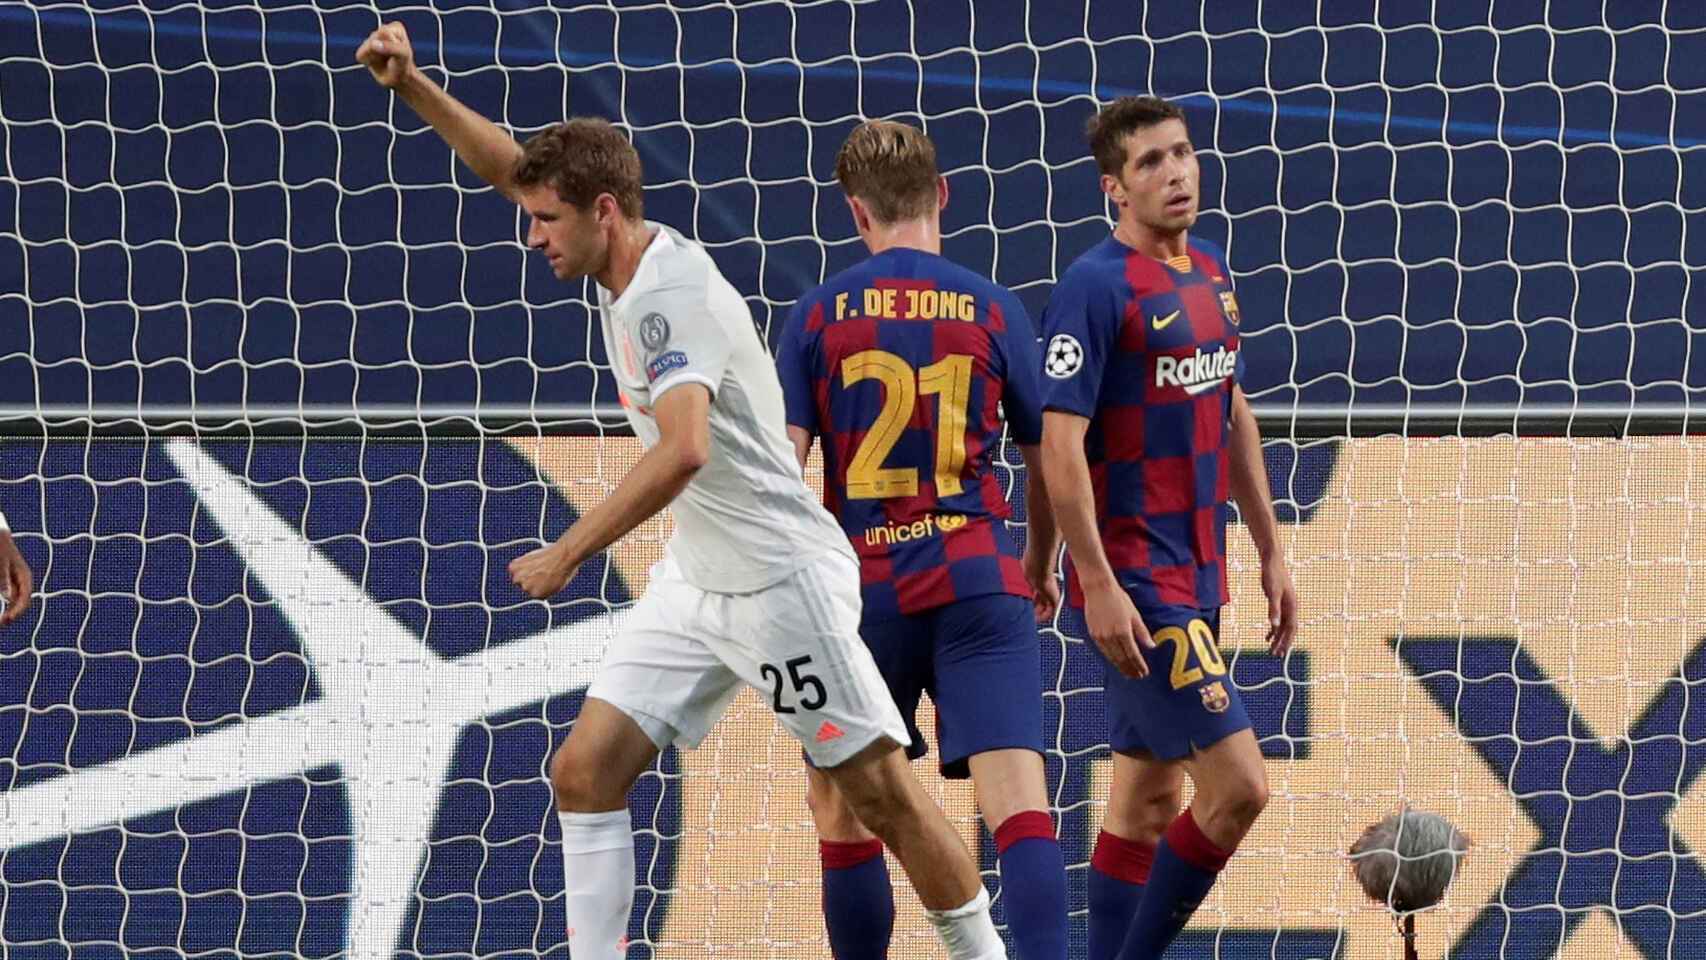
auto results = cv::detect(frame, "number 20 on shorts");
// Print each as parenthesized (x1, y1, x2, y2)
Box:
(1154, 618, 1228, 689)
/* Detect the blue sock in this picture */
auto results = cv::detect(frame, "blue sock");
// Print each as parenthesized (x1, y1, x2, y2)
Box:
(821, 839, 893, 960)
(1120, 809, 1231, 959)
(1088, 830, 1153, 960)
(993, 811, 1068, 960)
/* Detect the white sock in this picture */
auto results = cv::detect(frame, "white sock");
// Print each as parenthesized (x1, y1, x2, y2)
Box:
(925, 886, 1008, 960)
(558, 810, 635, 959)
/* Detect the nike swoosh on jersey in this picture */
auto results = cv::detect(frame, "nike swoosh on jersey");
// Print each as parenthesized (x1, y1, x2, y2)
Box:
(1152, 309, 1181, 331)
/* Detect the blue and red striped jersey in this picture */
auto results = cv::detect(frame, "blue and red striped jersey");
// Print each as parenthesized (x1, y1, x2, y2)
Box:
(1039, 235, 1246, 612)
(777, 247, 1044, 621)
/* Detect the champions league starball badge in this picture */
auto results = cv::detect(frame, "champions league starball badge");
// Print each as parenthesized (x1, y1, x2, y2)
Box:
(1045, 333, 1083, 379)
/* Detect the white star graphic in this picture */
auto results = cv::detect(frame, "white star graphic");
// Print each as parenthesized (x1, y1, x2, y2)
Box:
(1, 438, 625, 959)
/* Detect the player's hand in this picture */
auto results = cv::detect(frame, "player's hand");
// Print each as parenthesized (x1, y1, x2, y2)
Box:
(1084, 580, 1152, 678)
(1022, 545, 1060, 622)
(0, 531, 33, 626)
(1261, 554, 1298, 655)
(509, 542, 579, 600)
(356, 22, 417, 89)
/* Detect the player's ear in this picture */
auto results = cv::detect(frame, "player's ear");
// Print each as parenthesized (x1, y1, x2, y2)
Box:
(596, 193, 620, 226)
(936, 175, 949, 212)
(845, 194, 873, 235)
(1100, 172, 1127, 208)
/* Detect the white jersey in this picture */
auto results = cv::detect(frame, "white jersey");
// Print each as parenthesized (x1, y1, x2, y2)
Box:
(597, 223, 853, 593)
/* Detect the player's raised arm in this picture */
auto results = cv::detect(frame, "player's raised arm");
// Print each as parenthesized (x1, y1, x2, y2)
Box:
(0, 510, 33, 626)
(356, 22, 525, 201)
(1227, 384, 1297, 654)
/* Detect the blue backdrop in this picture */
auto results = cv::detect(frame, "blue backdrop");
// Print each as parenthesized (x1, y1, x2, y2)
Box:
(2, 0, 1704, 414)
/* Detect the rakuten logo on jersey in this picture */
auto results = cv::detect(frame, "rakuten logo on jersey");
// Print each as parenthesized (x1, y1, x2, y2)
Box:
(1155, 345, 1238, 396)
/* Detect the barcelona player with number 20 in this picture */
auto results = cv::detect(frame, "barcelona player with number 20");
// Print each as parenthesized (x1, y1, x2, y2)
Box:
(778, 120, 1067, 960)
(1033, 96, 1300, 960)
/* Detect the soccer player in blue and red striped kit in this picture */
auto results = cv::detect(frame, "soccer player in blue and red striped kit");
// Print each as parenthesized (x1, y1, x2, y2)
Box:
(1032, 96, 1300, 959)
(777, 120, 1068, 960)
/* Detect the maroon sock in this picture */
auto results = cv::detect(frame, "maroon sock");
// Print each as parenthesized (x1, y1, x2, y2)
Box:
(1088, 830, 1156, 960)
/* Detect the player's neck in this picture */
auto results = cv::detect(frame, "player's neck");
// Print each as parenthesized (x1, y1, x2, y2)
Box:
(595, 220, 659, 298)
(861, 218, 940, 257)
(1113, 217, 1188, 261)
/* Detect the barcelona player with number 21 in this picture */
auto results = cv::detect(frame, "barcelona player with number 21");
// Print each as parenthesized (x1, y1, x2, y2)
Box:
(778, 121, 1068, 960)
(1034, 96, 1300, 960)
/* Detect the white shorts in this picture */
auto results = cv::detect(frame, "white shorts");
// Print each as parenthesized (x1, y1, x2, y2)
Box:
(586, 548, 909, 768)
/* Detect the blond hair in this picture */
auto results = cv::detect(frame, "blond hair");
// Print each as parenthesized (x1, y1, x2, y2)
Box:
(834, 120, 939, 224)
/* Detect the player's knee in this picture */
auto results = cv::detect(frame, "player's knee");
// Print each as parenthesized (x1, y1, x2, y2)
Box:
(1208, 767, 1269, 832)
(549, 743, 609, 811)
(1133, 787, 1185, 837)
(1107, 780, 1181, 843)
(806, 774, 865, 839)
(825, 747, 920, 841)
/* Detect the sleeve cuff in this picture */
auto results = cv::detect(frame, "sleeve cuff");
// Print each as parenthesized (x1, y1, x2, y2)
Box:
(651, 372, 718, 403)
(1041, 400, 1095, 419)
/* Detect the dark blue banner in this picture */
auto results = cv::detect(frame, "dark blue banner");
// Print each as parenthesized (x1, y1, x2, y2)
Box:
(2, 2, 1703, 414)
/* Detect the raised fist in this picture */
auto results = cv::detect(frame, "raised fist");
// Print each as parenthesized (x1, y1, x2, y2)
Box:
(356, 22, 416, 89)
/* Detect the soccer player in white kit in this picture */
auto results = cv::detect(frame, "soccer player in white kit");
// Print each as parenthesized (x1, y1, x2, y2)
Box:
(358, 23, 1009, 960)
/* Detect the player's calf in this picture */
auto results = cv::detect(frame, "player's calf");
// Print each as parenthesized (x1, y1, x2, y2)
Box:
(824, 740, 1008, 960)
(547, 700, 663, 960)
(967, 749, 1068, 960)
(1089, 754, 1183, 960)
(1118, 730, 1267, 960)
(807, 768, 894, 960)
(1188, 745, 1269, 849)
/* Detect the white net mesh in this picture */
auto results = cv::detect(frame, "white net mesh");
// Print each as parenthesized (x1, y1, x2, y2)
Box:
(2, 3, 1704, 958)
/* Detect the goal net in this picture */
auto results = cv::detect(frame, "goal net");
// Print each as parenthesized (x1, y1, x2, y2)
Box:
(2, 3, 1703, 959)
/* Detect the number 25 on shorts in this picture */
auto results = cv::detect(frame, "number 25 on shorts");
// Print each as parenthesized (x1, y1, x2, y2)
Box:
(1153, 618, 1228, 689)
(760, 655, 828, 714)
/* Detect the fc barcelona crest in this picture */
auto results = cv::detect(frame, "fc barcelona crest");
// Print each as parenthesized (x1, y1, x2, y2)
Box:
(1200, 680, 1230, 714)
(1219, 291, 1242, 326)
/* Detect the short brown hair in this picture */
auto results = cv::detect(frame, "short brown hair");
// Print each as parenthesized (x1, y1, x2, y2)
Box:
(834, 120, 939, 224)
(514, 118, 644, 218)
(1086, 96, 1188, 176)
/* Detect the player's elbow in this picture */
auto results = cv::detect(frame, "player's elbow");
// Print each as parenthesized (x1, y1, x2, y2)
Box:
(668, 435, 710, 475)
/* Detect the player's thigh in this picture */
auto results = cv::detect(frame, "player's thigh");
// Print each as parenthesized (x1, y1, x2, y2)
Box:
(929, 594, 1047, 781)
(1102, 605, 1251, 763)
(1179, 726, 1268, 814)
(550, 696, 663, 812)
(718, 550, 909, 768)
(586, 559, 744, 755)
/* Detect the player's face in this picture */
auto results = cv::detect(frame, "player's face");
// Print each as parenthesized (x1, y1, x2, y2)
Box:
(521, 186, 607, 281)
(1104, 118, 1199, 235)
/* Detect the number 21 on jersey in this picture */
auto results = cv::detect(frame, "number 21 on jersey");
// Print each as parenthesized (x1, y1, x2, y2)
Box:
(840, 350, 972, 500)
